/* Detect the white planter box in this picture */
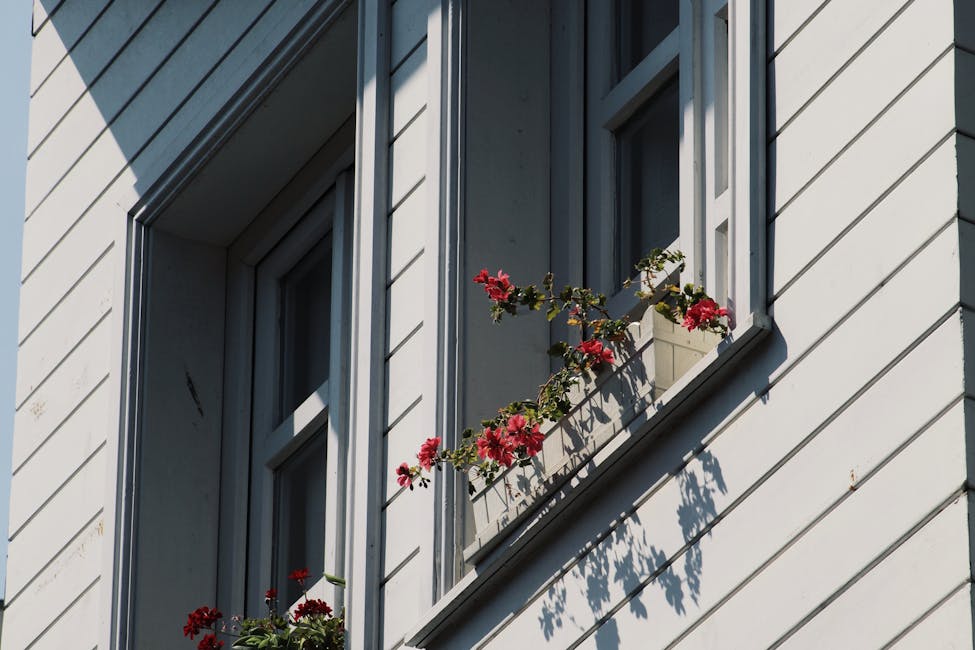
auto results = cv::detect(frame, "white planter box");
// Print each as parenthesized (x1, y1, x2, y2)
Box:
(465, 310, 723, 556)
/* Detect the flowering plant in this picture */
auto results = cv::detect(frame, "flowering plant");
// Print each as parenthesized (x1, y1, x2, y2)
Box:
(396, 248, 729, 493)
(181, 568, 346, 649)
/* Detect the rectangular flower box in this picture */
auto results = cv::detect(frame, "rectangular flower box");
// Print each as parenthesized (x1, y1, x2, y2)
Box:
(465, 310, 723, 559)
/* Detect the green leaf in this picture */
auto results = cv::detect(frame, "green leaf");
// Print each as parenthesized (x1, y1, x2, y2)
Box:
(547, 342, 568, 357)
(324, 573, 346, 588)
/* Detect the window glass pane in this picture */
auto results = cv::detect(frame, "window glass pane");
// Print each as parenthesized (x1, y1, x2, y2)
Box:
(616, 0, 679, 80)
(280, 232, 332, 418)
(617, 75, 680, 285)
(273, 431, 327, 605)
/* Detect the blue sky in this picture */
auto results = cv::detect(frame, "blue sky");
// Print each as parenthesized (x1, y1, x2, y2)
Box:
(0, 1, 31, 594)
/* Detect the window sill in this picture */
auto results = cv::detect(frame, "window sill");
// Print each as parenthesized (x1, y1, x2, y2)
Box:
(405, 310, 771, 648)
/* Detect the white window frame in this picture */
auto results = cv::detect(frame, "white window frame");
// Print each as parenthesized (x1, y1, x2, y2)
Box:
(584, 0, 746, 320)
(220, 162, 354, 617)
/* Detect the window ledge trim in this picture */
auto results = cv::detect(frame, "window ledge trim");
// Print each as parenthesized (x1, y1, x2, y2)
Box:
(406, 311, 771, 648)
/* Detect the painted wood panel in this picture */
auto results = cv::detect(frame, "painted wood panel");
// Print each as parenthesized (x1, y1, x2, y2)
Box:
(387, 254, 425, 353)
(391, 0, 435, 70)
(11, 313, 111, 470)
(770, 52, 955, 291)
(382, 552, 428, 649)
(28, 578, 102, 650)
(768, 0, 825, 54)
(781, 494, 970, 648)
(771, 0, 952, 211)
(2, 518, 103, 650)
(388, 186, 426, 281)
(391, 40, 427, 138)
(670, 404, 966, 649)
(480, 305, 965, 648)
(383, 486, 434, 582)
(15, 251, 113, 408)
(9, 381, 109, 536)
(386, 328, 425, 428)
(389, 115, 427, 209)
(770, 0, 909, 132)
(5, 447, 106, 599)
(29, 0, 112, 96)
(26, 0, 213, 211)
(891, 582, 975, 649)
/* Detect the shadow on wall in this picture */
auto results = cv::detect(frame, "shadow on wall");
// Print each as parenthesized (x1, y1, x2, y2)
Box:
(537, 451, 727, 648)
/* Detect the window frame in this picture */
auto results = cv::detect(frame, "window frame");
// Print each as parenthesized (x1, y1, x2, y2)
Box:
(219, 153, 354, 617)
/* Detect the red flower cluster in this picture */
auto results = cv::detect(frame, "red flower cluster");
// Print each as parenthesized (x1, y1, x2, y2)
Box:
(264, 588, 277, 603)
(473, 268, 514, 302)
(197, 634, 224, 650)
(577, 339, 615, 367)
(396, 462, 413, 488)
(477, 426, 515, 467)
(506, 414, 544, 456)
(288, 568, 310, 585)
(681, 299, 728, 332)
(294, 598, 333, 621)
(184, 606, 222, 640)
(417, 436, 441, 471)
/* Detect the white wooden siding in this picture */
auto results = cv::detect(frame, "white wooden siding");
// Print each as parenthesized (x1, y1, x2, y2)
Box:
(420, 2, 974, 647)
(4, 1, 334, 647)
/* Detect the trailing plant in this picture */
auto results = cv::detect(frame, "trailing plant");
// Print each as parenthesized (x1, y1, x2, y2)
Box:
(181, 569, 346, 649)
(395, 248, 729, 495)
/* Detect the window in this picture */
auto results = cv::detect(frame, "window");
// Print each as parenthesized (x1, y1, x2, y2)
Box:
(585, 0, 733, 309)
(244, 172, 352, 614)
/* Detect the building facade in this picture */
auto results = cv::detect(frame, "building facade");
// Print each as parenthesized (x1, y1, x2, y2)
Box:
(4, 0, 975, 648)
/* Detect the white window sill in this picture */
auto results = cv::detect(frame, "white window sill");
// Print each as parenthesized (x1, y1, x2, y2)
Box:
(405, 310, 771, 648)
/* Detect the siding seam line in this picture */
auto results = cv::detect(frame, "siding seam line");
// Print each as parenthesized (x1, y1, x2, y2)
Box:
(27, 0, 178, 161)
(29, 0, 118, 100)
(12, 372, 110, 477)
(387, 247, 424, 287)
(773, 44, 954, 218)
(592, 396, 966, 650)
(4, 509, 104, 606)
(770, 131, 956, 300)
(385, 395, 423, 434)
(380, 546, 421, 587)
(24, 0, 227, 223)
(391, 103, 427, 144)
(389, 176, 426, 214)
(768, 490, 970, 648)
(484, 311, 963, 648)
(15, 309, 112, 411)
(659, 409, 967, 649)
(19, 242, 114, 347)
(21, 0, 278, 284)
(767, 0, 832, 60)
(391, 34, 428, 76)
(879, 578, 972, 648)
(772, 0, 917, 137)
(8, 440, 108, 541)
(22, 576, 101, 650)
(385, 321, 423, 361)
(30, 0, 67, 37)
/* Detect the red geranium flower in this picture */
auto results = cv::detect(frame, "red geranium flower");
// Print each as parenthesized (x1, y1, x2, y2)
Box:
(183, 606, 222, 639)
(681, 298, 728, 332)
(288, 568, 310, 585)
(507, 415, 545, 456)
(476, 427, 515, 467)
(294, 598, 333, 621)
(197, 634, 224, 650)
(417, 436, 441, 471)
(396, 462, 413, 489)
(264, 588, 277, 603)
(473, 268, 514, 302)
(577, 339, 615, 367)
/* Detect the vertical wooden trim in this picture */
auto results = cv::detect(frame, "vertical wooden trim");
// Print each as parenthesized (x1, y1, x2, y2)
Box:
(108, 216, 149, 650)
(730, 0, 768, 321)
(346, 0, 390, 646)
